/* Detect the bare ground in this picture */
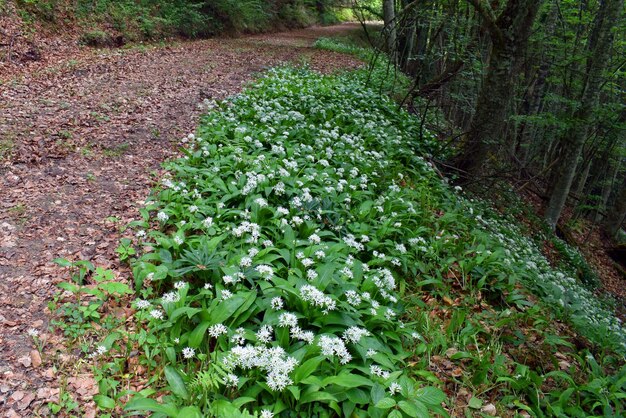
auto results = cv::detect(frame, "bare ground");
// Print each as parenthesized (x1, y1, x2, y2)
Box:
(0, 23, 363, 417)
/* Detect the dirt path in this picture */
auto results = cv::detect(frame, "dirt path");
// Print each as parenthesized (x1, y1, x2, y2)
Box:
(0, 23, 362, 417)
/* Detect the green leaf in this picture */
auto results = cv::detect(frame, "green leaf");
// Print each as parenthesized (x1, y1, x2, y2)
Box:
(164, 366, 189, 400)
(294, 356, 325, 383)
(93, 395, 115, 410)
(170, 307, 202, 321)
(388, 410, 403, 418)
(300, 391, 338, 404)
(209, 294, 247, 324)
(398, 400, 422, 417)
(124, 397, 178, 416)
(188, 321, 210, 347)
(468, 397, 483, 409)
(375, 398, 396, 409)
(415, 386, 446, 405)
(176, 406, 202, 418)
(323, 373, 373, 389)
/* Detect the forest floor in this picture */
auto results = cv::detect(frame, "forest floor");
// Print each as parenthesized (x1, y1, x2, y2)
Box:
(0, 23, 363, 417)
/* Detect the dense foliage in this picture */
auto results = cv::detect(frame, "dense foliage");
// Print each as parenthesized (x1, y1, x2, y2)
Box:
(67, 62, 621, 417)
(375, 0, 626, 236)
(4, 0, 351, 42)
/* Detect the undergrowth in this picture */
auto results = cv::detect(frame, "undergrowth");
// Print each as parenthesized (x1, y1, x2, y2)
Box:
(48, 42, 626, 417)
(9, 0, 352, 43)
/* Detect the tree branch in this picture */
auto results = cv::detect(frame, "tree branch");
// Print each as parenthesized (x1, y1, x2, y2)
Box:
(466, 0, 504, 47)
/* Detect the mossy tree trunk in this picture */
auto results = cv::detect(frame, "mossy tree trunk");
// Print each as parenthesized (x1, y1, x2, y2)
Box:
(456, 0, 542, 176)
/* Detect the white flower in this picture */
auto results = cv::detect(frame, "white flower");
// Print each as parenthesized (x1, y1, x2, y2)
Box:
(256, 325, 274, 343)
(136, 230, 146, 238)
(278, 312, 298, 328)
(255, 264, 274, 280)
(309, 233, 321, 244)
(366, 349, 377, 357)
(254, 197, 268, 207)
(224, 373, 239, 387)
(157, 211, 169, 222)
(300, 285, 336, 313)
(240, 256, 252, 268)
(306, 269, 318, 281)
(389, 382, 402, 395)
(150, 309, 164, 320)
(395, 243, 407, 254)
(260, 410, 274, 418)
(221, 289, 233, 300)
(203, 217, 213, 228)
(208, 324, 228, 337)
(189, 205, 198, 213)
(162, 291, 180, 303)
(174, 235, 184, 245)
(271, 297, 284, 310)
(342, 326, 371, 344)
(318, 335, 352, 364)
(27, 328, 39, 338)
(182, 347, 195, 359)
(174, 281, 187, 289)
(136, 299, 151, 309)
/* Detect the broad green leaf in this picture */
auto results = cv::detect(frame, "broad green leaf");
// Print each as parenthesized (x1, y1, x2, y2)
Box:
(294, 356, 325, 383)
(176, 406, 202, 418)
(415, 386, 446, 406)
(300, 391, 338, 404)
(375, 398, 396, 409)
(124, 397, 177, 416)
(93, 395, 115, 410)
(164, 366, 189, 400)
(188, 321, 210, 347)
(323, 373, 373, 389)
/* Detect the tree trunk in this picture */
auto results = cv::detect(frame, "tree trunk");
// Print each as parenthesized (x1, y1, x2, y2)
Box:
(606, 176, 626, 239)
(456, 0, 542, 176)
(383, 0, 397, 57)
(596, 159, 621, 222)
(544, 0, 624, 230)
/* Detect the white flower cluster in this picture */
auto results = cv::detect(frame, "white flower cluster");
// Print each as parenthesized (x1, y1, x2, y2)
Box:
(224, 345, 298, 392)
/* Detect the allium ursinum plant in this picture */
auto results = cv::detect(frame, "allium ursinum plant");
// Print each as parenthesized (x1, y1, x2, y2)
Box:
(120, 65, 625, 417)
(126, 67, 448, 417)
(471, 211, 626, 354)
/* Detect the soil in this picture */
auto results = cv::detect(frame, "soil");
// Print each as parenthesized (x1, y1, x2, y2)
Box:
(0, 23, 363, 417)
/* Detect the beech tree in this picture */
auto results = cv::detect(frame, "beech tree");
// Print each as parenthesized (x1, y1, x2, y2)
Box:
(456, 0, 542, 176)
(544, 0, 624, 230)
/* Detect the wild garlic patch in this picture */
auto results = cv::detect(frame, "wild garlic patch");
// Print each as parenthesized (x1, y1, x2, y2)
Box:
(125, 67, 447, 417)
(122, 67, 624, 417)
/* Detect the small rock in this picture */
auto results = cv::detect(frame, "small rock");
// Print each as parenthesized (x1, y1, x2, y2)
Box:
(481, 403, 497, 416)
(30, 350, 42, 367)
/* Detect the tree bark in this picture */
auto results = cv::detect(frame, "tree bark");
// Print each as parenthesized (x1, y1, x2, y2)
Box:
(456, 0, 542, 176)
(383, 0, 397, 57)
(544, 0, 624, 230)
(596, 159, 621, 222)
(606, 176, 626, 239)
